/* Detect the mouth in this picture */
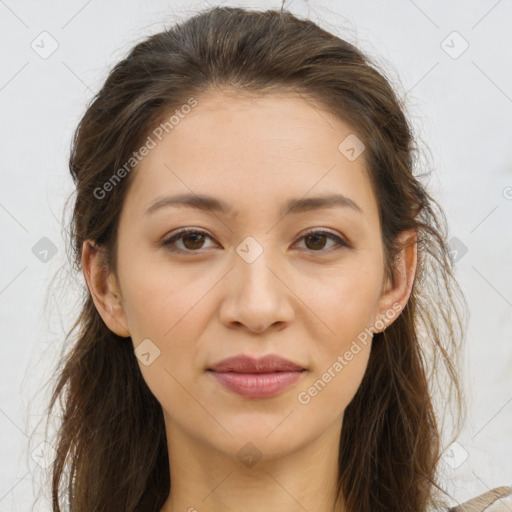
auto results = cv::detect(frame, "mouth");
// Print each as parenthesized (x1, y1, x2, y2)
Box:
(207, 354, 307, 398)
(208, 354, 305, 373)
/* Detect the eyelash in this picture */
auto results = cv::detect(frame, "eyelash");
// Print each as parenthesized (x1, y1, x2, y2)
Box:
(161, 228, 350, 254)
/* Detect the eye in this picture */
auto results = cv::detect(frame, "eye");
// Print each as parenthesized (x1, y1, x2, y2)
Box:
(160, 228, 350, 254)
(161, 228, 217, 253)
(294, 229, 350, 252)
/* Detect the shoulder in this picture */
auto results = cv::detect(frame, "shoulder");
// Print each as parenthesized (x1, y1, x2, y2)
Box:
(448, 486, 512, 512)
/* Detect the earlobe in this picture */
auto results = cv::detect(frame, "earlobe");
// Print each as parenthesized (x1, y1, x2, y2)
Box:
(375, 229, 417, 332)
(81, 240, 131, 338)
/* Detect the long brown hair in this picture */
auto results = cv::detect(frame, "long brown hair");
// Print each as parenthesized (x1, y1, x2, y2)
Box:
(43, 6, 467, 511)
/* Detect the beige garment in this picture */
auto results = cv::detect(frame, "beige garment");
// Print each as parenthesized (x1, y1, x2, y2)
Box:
(449, 486, 512, 512)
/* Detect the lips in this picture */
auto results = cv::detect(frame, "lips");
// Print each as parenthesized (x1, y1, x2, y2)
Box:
(207, 354, 306, 398)
(208, 354, 305, 373)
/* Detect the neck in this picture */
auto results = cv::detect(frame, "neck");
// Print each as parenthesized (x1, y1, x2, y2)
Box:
(159, 417, 346, 512)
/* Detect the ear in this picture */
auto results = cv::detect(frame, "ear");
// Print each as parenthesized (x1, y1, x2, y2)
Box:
(81, 240, 131, 338)
(374, 229, 417, 331)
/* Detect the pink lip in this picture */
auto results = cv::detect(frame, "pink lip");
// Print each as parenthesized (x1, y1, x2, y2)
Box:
(207, 354, 306, 398)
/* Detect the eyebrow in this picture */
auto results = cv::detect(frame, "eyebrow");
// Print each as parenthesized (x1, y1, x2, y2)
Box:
(144, 192, 363, 217)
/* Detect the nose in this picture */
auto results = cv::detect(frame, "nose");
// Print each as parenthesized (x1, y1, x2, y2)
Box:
(218, 241, 295, 334)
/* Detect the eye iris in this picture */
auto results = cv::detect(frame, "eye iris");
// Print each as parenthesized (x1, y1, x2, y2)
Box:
(183, 232, 206, 250)
(305, 233, 327, 251)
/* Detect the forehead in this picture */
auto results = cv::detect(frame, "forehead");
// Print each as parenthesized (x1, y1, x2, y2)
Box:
(123, 90, 378, 224)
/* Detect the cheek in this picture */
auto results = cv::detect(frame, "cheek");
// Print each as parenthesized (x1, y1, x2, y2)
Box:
(297, 342, 372, 423)
(117, 253, 220, 397)
(303, 253, 384, 336)
(118, 247, 211, 341)
(296, 283, 375, 421)
(297, 254, 382, 409)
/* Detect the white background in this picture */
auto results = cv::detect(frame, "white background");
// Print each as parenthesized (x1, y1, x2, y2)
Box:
(1, 0, 511, 510)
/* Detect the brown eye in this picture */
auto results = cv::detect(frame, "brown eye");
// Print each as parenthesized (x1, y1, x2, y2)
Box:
(181, 232, 207, 250)
(161, 228, 349, 255)
(162, 229, 217, 253)
(304, 233, 328, 251)
(296, 230, 349, 252)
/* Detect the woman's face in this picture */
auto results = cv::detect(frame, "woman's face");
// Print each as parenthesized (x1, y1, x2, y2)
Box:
(90, 90, 414, 461)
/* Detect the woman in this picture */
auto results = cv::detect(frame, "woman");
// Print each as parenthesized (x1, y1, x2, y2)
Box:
(44, 5, 511, 512)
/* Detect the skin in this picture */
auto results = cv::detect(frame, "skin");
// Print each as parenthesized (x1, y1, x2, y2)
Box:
(82, 89, 417, 512)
